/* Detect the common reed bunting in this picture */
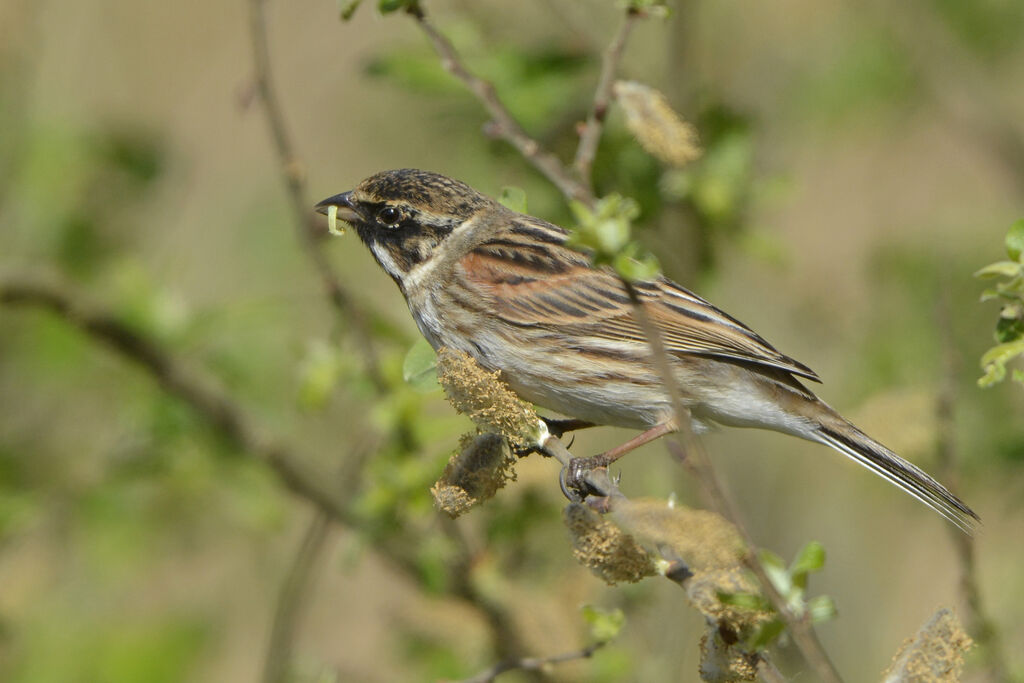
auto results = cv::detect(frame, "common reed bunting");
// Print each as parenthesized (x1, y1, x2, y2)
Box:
(316, 169, 978, 532)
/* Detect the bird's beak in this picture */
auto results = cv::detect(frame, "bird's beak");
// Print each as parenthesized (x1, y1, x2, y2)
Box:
(314, 191, 360, 222)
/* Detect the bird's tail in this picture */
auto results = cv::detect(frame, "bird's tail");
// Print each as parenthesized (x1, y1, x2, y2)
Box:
(812, 415, 979, 534)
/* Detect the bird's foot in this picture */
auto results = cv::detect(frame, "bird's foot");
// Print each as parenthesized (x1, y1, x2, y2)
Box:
(562, 453, 614, 500)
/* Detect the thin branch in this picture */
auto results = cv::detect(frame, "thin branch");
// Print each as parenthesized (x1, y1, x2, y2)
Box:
(0, 278, 353, 522)
(540, 433, 787, 683)
(262, 511, 333, 683)
(409, 6, 593, 205)
(572, 9, 638, 189)
(247, 0, 390, 390)
(934, 287, 1011, 683)
(619, 280, 845, 683)
(455, 640, 608, 683)
(0, 276, 544, 681)
(261, 434, 378, 683)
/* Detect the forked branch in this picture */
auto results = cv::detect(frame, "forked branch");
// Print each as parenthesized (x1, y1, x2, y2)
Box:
(409, 5, 594, 205)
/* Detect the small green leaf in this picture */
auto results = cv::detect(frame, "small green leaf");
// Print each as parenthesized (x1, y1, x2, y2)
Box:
(808, 595, 838, 623)
(748, 618, 786, 650)
(980, 288, 1000, 302)
(974, 261, 1021, 279)
(790, 540, 826, 577)
(568, 200, 593, 227)
(498, 186, 528, 213)
(339, 0, 363, 20)
(978, 338, 1024, 387)
(758, 550, 791, 596)
(995, 314, 1024, 343)
(1005, 219, 1024, 261)
(581, 605, 626, 642)
(402, 339, 439, 392)
(717, 591, 771, 611)
(613, 247, 661, 282)
(378, 0, 416, 14)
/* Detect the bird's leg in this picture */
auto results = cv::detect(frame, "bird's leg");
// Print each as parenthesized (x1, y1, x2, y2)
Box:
(542, 417, 597, 439)
(514, 418, 597, 459)
(566, 422, 675, 495)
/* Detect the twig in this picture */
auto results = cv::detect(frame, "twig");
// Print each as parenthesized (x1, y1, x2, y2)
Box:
(261, 511, 333, 683)
(541, 433, 787, 683)
(408, 5, 593, 205)
(0, 276, 544, 679)
(0, 278, 354, 522)
(935, 287, 1011, 683)
(247, 0, 389, 389)
(438, 517, 540, 678)
(454, 640, 608, 683)
(261, 432, 379, 683)
(619, 279, 845, 683)
(572, 9, 638, 190)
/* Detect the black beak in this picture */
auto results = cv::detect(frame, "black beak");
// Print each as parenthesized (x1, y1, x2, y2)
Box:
(314, 191, 359, 220)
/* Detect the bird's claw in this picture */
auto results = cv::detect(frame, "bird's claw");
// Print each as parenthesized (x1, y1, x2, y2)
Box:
(560, 455, 609, 500)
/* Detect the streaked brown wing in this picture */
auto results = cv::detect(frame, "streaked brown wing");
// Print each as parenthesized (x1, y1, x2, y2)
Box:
(459, 220, 820, 382)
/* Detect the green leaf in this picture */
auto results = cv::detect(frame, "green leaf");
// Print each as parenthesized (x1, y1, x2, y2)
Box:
(613, 245, 661, 282)
(808, 595, 838, 623)
(581, 605, 626, 643)
(980, 288, 1000, 302)
(974, 261, 1022, 279)
(748, 618, 786, 650)
(1005, 219, 1024, 261)
(378, 0, 417, 14)
(716, 591, 771, 612)
(498, 186, 528, 213)
(339, 0, 363, 20)
(790, 540, 826, 577)
(758, 550, 792, 596)
(978, 338, 1024, 387)
(995, 314, 1024, 343)
(569, 200, 593, 226)
(402, 339, 439, 392)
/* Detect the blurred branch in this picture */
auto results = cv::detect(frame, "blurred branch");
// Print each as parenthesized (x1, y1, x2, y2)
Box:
(261, 435, 378, 683)
(404, 4, 841, 677)
(540, 434, 787, 683)
(455, 640, 608, 683)
(440, 519, 541, 679)
(618, 280, 845, 683)
(262, 511, 332, 683)
(0, 277, 357, 521)
(247, 0, 389, 389)
(572, 8, 638, 190)
(934, 288, 1011, 683)
(408, 4, 594, 205)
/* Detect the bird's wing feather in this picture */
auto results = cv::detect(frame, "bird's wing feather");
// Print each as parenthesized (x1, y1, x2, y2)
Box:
(458, 216, 820, 382)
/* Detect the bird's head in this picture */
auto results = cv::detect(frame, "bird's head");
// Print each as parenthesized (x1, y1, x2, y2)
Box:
(315, 169, 492, 286)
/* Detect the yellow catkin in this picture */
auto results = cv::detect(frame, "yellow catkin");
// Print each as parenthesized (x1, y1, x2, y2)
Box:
(431, 432, 517, 518)
(436, 347, 541, 450)
(615, 80, 702, 167)
(699, 626, 759, 683)
(612, 498, 745, 571)
(563, 503, 656, 585)
(882, 608, 973, 683)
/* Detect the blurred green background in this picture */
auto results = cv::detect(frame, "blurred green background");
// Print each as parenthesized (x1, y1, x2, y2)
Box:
(1, 0, 1022, 680)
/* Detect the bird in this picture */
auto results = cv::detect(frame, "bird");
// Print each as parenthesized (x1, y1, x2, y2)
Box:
(315, 168, 978, 532)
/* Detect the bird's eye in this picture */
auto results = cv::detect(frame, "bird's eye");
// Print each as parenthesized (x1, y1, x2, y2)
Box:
(377, 206, 402, 226)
